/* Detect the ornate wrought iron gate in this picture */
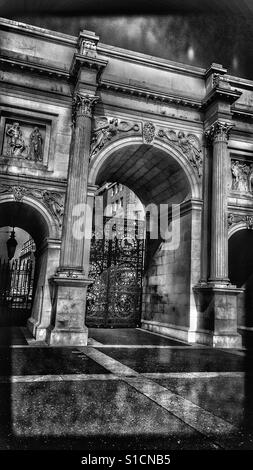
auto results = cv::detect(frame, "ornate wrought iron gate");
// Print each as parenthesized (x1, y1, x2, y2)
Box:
(0, 258, 34, 325)
(86, 218, 145, 328)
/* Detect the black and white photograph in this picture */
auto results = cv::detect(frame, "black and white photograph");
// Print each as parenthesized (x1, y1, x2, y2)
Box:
(0, 0, 253, 465)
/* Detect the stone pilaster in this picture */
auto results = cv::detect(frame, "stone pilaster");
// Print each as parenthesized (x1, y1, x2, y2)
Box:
(205, 121, 233, 284)
(194, 121, 242, 348)
(47, 93, 98, 346)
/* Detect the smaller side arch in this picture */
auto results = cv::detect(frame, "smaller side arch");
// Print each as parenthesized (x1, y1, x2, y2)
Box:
(228, 222, 249, 239)
(0, 194, 61, 245)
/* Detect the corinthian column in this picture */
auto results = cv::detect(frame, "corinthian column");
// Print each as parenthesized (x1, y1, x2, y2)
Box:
(205, 121, 233, 284)
(60, 93, 99, 271)
(47, 93, 98, 346)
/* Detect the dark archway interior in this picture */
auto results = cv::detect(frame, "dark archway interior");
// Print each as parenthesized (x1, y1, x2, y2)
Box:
(95, 143, 191, 205)
(0, 201, 49, 326)
(229, 229, 253, 328)
(0, 201, 49, 248)
(93, 144, 194, 330)
(229, 230, 253, 287)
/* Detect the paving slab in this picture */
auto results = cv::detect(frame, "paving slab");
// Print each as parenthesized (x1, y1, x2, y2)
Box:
(96, 347, 249, 373)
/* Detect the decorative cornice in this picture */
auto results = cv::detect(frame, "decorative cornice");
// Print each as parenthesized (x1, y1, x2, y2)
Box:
(202, 83, 242, 108)
(0, 54, 70, 80)
(205, 121, 234, 144)
(231, 106, 253, 120)
(72, 94, 99, 123)
(99, 79, 202, 109)
(70, 53, 108, 80)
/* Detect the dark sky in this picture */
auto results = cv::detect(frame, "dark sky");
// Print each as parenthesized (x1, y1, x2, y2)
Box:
(2, 0, 253, 79)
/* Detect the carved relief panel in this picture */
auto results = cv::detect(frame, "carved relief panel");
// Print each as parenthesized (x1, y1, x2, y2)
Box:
(230, 158, 253, 195)
(0, 111, 53, 169)
(1, 118, 47, 163)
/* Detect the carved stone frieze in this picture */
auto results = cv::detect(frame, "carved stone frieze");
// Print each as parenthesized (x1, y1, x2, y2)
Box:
(158, 128, 203, 177)
(0, 184, 64, 227)
(4, 121, 44, 162)
(228, 213, 253, 230)
(90, 117, 140, 158)
(231, 159, 253, 194)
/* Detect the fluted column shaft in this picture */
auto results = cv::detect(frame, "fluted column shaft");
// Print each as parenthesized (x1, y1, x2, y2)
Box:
(206, 121, 233, 283)
(60, 93, 98, 270)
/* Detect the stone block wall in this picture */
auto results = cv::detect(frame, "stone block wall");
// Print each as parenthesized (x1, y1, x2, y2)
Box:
(142, 211, 192, 329)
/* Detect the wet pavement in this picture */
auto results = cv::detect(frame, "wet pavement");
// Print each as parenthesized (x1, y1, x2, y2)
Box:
(0, 327, 252, 451)
(89, 328, 187, 346)
(96, 347, 249, 373)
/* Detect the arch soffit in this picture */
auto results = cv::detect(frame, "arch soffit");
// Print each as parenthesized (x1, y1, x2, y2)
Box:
(228, 223, 252, 239)
(88, 135, 201, 200)
(0, 194, 60, 241)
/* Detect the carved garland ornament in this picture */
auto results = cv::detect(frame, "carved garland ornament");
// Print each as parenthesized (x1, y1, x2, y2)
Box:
(90, 117, 140, 158)
(0, 184, 64, 227)
(90, 116, 203, 177)
(157, 128, 203, 177)
(228, 213, 253, 230)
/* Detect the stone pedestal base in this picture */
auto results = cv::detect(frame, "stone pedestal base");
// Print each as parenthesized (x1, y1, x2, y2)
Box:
(194, 283, 243, 348)
(46, 326, 88, 346)
(46, 274, 91, 347)
(27, 317, 48, 342)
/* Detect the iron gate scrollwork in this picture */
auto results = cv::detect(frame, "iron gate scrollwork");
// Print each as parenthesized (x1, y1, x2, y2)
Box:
(86, 217, 145, 327)
(0, 258, 34, 325)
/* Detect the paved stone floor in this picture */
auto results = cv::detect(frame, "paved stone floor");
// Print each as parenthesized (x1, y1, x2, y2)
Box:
(0, 327, 252, 451)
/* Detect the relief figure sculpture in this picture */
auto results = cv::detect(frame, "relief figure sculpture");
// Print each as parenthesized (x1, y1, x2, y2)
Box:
(28, 127, 43, 162)
(6, 122, 26, 157)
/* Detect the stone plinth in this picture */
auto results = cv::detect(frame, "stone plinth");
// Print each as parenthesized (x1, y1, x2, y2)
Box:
(194, 283, 243, 348)
(46, 275, 91, 346)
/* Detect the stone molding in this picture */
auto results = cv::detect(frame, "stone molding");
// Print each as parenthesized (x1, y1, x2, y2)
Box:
(0, 183, 64, 227)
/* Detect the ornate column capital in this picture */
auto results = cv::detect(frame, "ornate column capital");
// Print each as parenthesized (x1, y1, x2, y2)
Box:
(72, 93, 99, 124)
(205, 121, 234, 145)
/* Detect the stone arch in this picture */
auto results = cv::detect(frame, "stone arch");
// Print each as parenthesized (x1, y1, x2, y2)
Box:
(228, 228, 253, 340)
(228, 222, 248, 239)
(87, 134, 202, 342)
(88, 135, 201, 201)
(0, 194, 60, 245)
(0, 195, 61, 338)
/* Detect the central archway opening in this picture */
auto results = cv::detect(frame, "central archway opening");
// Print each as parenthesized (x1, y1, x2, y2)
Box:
(88, 142, 198, 335)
